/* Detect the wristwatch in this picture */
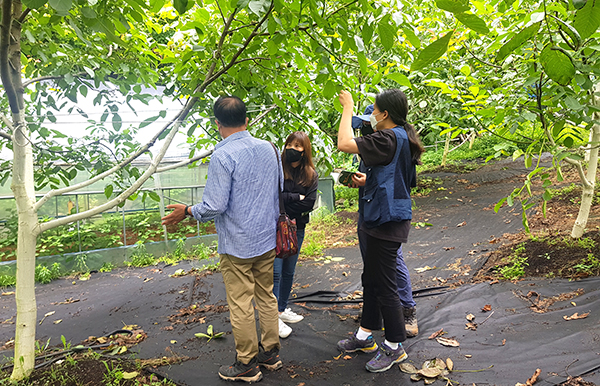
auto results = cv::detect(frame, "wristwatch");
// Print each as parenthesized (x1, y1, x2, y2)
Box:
(184, 205, 192, 218)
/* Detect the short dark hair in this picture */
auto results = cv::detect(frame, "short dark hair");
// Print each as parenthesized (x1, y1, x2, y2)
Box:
(213, 96, 246, 128)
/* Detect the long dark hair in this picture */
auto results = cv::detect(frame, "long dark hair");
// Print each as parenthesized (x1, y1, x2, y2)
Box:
(282, 131, 316, 187)
(375, 89, 425, 164)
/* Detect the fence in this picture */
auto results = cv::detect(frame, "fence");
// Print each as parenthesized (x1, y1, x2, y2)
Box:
(0, 177, 335, 258)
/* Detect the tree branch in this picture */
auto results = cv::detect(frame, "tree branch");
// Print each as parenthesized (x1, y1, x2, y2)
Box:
(0, 129, 12, 140)
(1, 112, 14, 130)
(205, 3, 274, 86)
(33, 103, 191, 211)
(466, 48, 502, 69)
(0, 0, 18, 113)
(156, 104, 277, 174)
(302, 30, 360, 69)
(17, 8, 31, 25)
(156, 149, 213, 173)
(38, 103, 187, 232)
(234, 57, 270, 65)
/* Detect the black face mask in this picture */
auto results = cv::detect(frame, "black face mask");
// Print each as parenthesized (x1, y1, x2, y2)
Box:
(285, 148, 303, 163)
(360, 123, 374, 136)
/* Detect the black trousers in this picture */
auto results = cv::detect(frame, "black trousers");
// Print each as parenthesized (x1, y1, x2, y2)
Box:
(358, 229, 407, 343)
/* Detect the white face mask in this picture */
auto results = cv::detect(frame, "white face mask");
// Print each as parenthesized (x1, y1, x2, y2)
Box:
(369, 112, 383, 131)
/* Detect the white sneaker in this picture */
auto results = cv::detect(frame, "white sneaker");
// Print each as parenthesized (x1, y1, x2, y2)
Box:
(279, 308, 304, 324)
(279, 318, 292, 339)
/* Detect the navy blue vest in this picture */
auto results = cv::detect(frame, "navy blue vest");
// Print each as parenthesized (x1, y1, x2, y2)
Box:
(359, 126, 415, 228)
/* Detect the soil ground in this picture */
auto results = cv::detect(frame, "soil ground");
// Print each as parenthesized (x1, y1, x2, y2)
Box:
(2, 158, 600, 386)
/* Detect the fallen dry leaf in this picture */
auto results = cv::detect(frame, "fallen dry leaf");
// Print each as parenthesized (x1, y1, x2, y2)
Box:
(446, 358, 454, 371)
(417, 367, 443, 378)
(465, 322, 478, 331)
(415, 265, 436, 273)
(443, 247, 455, 251)
(516, 368, 541, 386)
(428, 328, 444, 339)
(482, 304, 492, 312)
(399, 363, 418, 374)
(571, 301, 576, 306)
(436, 337, 460, 347)
(502, 339, 506, 345)
(1, 292, 14, 296)
(563, 312, 590, 321)
(457, 221, 466, 227)
(465, 354, 472, 358)
(466, 313, 475, 321)
(343, 355, 352, 360)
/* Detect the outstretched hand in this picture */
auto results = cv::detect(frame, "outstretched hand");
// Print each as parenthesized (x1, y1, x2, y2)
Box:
(338, 90, 354, 110)
(161, 204, 187, 225)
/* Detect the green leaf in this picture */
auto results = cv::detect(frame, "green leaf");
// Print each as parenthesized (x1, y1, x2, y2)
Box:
(540, 45, 575, 86)
(524, 155, 532, 168)
(454, 13, 489, 34)
(148, 191, 160, 202)
(49, 0, 72, 13)
(507, 195, 514, 206)
(105, 185, 114, 199)
(207, 325, 213, 335)
(574, 0, 600, 39)
(552, 119, 566, 136)
(112, 113, 122, 131)
(173, 0, 188, 15)
(386, 72, 412, 88)
(564, 95, 583, 110)
(357, 51, 367, 74)
(402, 27, 421, 49)
(23, 0, 47, 8)
(81, 7, 96, 18)
(573, 0, 587, 10)
(140, 115, 159, 128)
(436, 0, 470, 13)
(495, 22, 541, 63)
(563, 136, 574, 147)
(249, 0, 268, 16)
(543, 190, 552, 201)
(411, 31, 453, 72)
(494, 197, 507, 212)
(378, 16, 397, 51)
(195, 333, 210, 339)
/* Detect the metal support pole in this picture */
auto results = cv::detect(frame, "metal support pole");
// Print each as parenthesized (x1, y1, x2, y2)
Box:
(76, 194, 81, 252)
(122, 205, 127, 246)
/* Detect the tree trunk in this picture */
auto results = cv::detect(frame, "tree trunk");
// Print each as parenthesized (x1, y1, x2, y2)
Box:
(571, 84, 600, 238)
(10, 116, 39, 380)
(2, 1, 39, 379)
(441, 132, 451, 166)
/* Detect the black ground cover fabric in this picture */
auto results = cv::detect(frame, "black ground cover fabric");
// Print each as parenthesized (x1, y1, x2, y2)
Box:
(0, 158, 599, 385)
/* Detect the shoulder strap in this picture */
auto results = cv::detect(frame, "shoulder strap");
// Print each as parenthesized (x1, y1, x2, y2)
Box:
(269, 142, 286, 214)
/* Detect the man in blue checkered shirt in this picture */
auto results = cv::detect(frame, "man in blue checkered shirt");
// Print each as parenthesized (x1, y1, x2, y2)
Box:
(162, 96, 282, 383)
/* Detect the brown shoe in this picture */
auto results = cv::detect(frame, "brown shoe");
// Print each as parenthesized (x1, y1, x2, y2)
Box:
(403, 307, 418, 338)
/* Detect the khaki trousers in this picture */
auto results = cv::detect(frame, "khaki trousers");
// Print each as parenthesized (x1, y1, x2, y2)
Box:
(220, 249, 280, 364)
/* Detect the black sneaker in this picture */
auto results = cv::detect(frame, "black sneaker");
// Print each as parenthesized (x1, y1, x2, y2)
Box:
(257, 344, 282, 371)
(218, 357, 263, 383)
(337, 331, 378, 353)
(403, 307, 418, 338)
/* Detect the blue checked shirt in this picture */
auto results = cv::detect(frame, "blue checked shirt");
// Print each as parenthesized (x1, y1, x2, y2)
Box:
(190, 130, 282, 259)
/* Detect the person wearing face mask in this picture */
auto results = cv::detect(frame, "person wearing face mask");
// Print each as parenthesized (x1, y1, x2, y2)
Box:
(274, 131, 319, 338)
(336, 89, 425, 373)
(352, 104, 419, 339)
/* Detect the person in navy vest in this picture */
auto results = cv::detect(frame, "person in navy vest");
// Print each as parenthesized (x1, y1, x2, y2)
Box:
(336, 89, 425, 373)
(352, 104, 419, 338)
